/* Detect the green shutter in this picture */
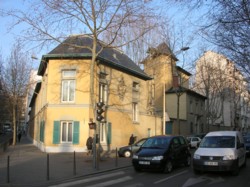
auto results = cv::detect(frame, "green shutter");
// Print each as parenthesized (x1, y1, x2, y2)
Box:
(107, 122, 112, 144)
(73, 121, 79, 144)
(53, 121, 60, 144)
(40, 121, 45, 142)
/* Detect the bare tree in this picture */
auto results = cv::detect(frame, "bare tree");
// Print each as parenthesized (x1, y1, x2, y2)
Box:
(175, 0, 250, 79)
(1, 41, 32, 145)
(194, 51, 242, 131)
(0, 0, 158, 165)
(0, 0, 157, 115)
(203, 1, 250, 79)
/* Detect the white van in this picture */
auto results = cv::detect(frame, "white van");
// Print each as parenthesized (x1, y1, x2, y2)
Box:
(193, 131, 246, 175)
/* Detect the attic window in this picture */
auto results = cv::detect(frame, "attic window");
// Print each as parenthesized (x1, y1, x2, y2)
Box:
(99, 72, 107, 79)
(113, 53, 118, 60)
(99, 72, 108, 84)
(133, 82, 139, 92)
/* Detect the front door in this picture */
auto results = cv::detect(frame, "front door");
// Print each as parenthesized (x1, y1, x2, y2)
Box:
(166, 121, 173, 134)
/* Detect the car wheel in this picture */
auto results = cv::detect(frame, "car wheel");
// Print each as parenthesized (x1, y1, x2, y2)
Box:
(193, 168, 201, 175)
(231, 166, 239, 176)
(164, 160, 173, 173)
(184, 155, 191, 167)
(243, 155, 247, 168)
(134, 166, 141, 172)
(231, 160, 239, 176)
(123, 150, 132, 158)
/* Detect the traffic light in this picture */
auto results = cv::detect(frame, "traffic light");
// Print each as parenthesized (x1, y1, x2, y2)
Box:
(96, 102, 105, 122)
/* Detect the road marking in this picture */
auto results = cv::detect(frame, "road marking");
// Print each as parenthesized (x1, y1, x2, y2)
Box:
(182, 176, 224, 187)
(49, 171, 125, 187)
(123, 183, 144, 187)
(86, 176, 133, 187)
(154, 170, 188, 184)
(182, 177, 207, 187)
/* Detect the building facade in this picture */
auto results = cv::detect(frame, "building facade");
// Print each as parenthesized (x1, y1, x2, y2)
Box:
(28, 36, 207, 152)
(28, 35, 163, 152)
(195, 51, 250, 132)
(141, 43, 206, 136)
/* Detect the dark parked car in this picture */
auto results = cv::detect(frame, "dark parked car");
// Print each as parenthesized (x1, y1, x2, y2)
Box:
(132, 135, 191, 173)
(118, 138, 147, 158)
(244, 135, 250, 156)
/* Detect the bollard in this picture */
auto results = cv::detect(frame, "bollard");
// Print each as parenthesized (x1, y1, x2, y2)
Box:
(47, 154, 50, 181)
(73, 151, 76, 175)
(7, 155, 10, 183)
(115, 148, 118, 167)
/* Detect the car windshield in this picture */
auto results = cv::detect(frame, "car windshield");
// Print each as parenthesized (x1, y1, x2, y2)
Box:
(141, 137, 170, 149)
(199, 136, 235, 148)
(135, 139, 146, 146)
(244, 136, 250, 143)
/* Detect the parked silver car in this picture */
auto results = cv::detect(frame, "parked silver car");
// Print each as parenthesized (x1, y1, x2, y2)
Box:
(118, 138, 147, 158)
(186, 136, 201, 148)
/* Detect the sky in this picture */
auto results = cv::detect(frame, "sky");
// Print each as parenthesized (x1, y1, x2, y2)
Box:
(0, 0, 212, 71)
(0, 0, 44, 68)
(1, 1, 26, 56)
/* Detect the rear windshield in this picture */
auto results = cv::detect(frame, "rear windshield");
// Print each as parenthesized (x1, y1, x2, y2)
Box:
(200, 136, 235, 148)
(142, 137, 170, 149)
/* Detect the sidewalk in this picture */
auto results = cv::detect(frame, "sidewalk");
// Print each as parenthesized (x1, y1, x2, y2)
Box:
(0, 135, 132, 187)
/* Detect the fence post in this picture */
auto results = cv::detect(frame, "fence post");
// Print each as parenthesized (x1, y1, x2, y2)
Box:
(7, 155, 10, 183)
(73, 151, 76, 175)
(115, 148, 118, 167)
(47, 154, 50, 181)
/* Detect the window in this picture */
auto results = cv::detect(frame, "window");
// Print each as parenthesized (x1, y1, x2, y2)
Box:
(132, 81, 140, 102)
(53, 121, 79, 144)
(61, 70, 76, 102)
(179, 137, 186, 145)
(99, 83, 107, 103)
(61, 121, 73, 143)
(172, 138, 180, 148)
(99, 72, 108, 103)
(190, 122, 193, 134)
(133, 82, 139, 91)
(190, 100, 193, 113)
(100, 123, 106, 143)
(200, 136, 235, 148)
(132, 102, 138, 122)
(195, 102, 198, 114)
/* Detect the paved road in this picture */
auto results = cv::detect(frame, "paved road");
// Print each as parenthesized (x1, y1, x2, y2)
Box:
(0, 135, 131, 187)
(50, 159, 250, 187)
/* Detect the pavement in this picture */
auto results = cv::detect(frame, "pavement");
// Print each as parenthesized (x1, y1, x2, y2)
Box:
(0, 135, 132, 187)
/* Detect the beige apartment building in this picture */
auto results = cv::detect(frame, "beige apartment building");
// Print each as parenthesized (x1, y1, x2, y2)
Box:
(195, 51, 250, 132)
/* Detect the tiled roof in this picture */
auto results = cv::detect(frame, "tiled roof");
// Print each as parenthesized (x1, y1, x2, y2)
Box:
(38, 35, 151, 80)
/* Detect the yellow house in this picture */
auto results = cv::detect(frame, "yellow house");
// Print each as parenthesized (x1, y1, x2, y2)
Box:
(28, 35, 163, 152)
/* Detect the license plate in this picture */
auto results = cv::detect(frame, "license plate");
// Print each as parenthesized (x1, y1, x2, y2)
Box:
(204, 161, 218, 166)
(139, 161, 150, 165)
